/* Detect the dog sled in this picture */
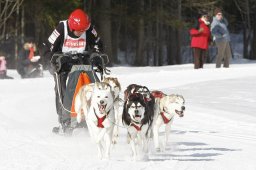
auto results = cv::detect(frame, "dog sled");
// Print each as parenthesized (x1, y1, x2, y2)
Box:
(51, 51, 110, 135)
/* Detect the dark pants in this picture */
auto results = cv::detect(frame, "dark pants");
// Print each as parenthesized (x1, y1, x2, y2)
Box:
(54, 72, 69, 125)
(53, 69, 99, 127)
(192, 48, 206, 69)
(215, 41, 232, 68)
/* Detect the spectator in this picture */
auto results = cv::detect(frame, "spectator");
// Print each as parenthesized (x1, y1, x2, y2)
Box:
(190, 12, 211, 69)
(0, 55, 13, 79)
(211, 8, 232, 68)
(17, 38, 43, 78)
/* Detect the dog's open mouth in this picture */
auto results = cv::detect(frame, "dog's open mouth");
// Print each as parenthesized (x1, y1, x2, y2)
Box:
(175, 110, 184, 117)
(98, 104, 107, 113)
(133, 114, 142, 119)
(135, 114, 141, 118)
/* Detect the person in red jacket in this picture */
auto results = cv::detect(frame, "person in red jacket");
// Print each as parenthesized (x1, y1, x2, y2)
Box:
(190, 13, 211, 69)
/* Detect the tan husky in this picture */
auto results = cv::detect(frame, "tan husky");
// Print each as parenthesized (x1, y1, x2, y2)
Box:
(152, 91, 185, 152)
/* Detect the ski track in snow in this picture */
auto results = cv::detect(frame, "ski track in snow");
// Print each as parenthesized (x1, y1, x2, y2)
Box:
(0, 63, 256, 170)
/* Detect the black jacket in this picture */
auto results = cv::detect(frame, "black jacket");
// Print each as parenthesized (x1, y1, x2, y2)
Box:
(43, 21, 103, 62)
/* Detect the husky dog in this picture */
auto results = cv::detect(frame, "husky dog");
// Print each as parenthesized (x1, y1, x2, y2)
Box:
(122, 93, 153, 161)
(124, 84, 155, 124)
(75, 82, 115, 159)
(103, 77, 121, 144)
(75, 84, 94, 123)
(124, 84, 151, 101)
(152, 92, 185, 152)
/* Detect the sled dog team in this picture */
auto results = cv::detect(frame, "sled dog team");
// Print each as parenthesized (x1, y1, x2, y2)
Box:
(74, 77, 186, 160)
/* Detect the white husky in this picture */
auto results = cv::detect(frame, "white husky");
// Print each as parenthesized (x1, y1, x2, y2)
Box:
(103, 77, 121, 144)
(152, 94, 185, 152)
(75, 82, 115, 159)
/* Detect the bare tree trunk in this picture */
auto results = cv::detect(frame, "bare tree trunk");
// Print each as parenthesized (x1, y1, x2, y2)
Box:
(124, 0, 129, 64)
(98, 0, 113, 64)
(251, 17, 256, 60)
(135, 0, 145, 66)
(112, 1, 123, 64)
(21, 5, 25, 45)
(176, 0, 182, 64)
(15, 2, 20, 60)
(0, 0, 24, 41)
(158, 0, 163, 66)
(154, 0, 160, 66)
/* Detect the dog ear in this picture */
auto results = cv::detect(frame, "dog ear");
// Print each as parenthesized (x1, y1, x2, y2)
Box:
(131, 87, 135, 94)
(168, 95, 176, 103)
(81, 84, 93, 101)
(159, 97, 165, 111)
(122, 101, 131, 125)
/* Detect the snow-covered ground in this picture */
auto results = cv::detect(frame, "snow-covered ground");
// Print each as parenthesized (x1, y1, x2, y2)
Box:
(1, 60, 256, 170)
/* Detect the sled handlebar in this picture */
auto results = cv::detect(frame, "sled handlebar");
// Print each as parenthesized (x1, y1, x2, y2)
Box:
(51, 51, 110, 77)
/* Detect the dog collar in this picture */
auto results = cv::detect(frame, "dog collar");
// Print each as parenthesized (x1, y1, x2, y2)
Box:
(130, 123, 143, 131)
(160, 112, 171, 124)
(93, 108, 109, 128)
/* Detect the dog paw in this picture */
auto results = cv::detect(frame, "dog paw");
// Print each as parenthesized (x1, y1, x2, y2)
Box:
(142, 154, 149, 161)
(112, 139, 117, 144)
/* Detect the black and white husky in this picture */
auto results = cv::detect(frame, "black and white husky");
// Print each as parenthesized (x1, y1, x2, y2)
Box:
(75, 82, 115, 159)
(124, 84, 155, 124)
(122, 93, 154, 161)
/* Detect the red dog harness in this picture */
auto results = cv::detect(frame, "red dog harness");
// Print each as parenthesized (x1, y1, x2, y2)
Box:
(151, 90, 166, 99)
(94, 109, 109, 128)
(131, 123, 143, 131)
(160, 111, 172, 124)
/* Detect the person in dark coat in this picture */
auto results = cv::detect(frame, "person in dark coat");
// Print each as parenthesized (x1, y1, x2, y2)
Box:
(190, 12, 211, 69)
(17, 38, 43, 78)
(43, 9, 103, 134)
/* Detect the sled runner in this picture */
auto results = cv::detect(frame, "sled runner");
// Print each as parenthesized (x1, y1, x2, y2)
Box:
(51, 51, 110, 135)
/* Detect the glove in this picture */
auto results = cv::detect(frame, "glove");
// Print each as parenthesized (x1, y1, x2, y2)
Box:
(93, 45, 100, 53)
(50, 54, 72, 73)
(30, 56, 40, 62)
(50, 54, 61, 73)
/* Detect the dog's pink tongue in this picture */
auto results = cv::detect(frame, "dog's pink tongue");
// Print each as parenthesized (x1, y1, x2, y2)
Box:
(99, 105, 104, 112)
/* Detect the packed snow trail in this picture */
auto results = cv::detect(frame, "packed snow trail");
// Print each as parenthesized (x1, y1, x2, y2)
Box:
(0, 62, 256, 170)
